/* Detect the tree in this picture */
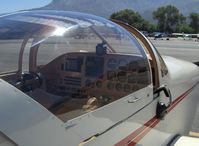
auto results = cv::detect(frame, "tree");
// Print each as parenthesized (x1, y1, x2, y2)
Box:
(189, 13, 199, 33)
(148, 23, 157, 33)
(110, 9, 151, 31)
(177, 24, 194, 34)
(153, 5, 185, 33)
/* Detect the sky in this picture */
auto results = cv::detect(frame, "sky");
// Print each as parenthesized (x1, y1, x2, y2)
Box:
(0, 0, 52, 14)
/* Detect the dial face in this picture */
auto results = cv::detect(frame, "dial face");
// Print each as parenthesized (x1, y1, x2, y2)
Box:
(115, 83, 122, 91)
(117, 71, 127, 82)
(128, 60, 138, 72)
(118, 59, 128, 71)
(119, 59, 127, 66)
(107, 71, 117, 80)
(107, 58, 118, 69)
(107, 82, 114, 90)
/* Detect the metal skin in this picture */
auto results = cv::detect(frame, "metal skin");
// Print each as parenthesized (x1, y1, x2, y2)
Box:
(0, 11, 198, 146)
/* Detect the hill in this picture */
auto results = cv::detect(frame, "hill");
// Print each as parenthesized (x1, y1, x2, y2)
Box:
(41, 0, 199, 21)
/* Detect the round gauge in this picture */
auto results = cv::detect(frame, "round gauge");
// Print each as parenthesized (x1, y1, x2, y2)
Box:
(107, 58, 118, 69)
(107, 71, 117, 80)
(124, 84, 131, 92)
(119, 59, 127, 66)
(115, 83, 123, 91)
(117, 71, 127, 82)
(129, 61, 138, 72)
(96, 80, 102, 88)
(118, 59, 128, 71)
(107, 82, 114, 90)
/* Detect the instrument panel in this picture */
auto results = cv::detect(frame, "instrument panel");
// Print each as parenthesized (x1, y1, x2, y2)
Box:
(42, 52, 150, 99)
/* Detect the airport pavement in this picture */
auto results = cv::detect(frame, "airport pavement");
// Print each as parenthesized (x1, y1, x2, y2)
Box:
(150, 38, 199, 63)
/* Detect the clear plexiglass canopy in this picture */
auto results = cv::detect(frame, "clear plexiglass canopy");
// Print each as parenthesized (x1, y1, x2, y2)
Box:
(0, 11, 151, 122)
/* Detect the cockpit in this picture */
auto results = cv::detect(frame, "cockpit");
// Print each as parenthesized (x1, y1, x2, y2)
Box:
(0, 11, 152, 122)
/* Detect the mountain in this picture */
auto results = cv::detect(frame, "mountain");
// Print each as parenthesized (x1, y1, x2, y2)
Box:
(40, 0, 199, 21)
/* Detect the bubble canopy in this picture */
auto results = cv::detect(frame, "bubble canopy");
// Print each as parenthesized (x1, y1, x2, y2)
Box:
(0, 11, 151, 122)
(0, 10, 147, 57)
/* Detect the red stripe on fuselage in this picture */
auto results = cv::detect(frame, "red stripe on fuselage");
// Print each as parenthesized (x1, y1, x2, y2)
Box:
(114, 83, 198, 146)
(114, 116, 158, 146)
(167, 84, 196, 112)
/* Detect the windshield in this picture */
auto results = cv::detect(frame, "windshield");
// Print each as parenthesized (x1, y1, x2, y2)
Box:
(0, 11, 151, 122)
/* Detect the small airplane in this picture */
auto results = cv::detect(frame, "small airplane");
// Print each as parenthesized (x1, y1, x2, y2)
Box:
(0, 10, 198, 146)
(171, 33, 199, 41)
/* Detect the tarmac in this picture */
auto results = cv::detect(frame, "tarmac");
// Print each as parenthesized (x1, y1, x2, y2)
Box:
(149, 38, 199, 63)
